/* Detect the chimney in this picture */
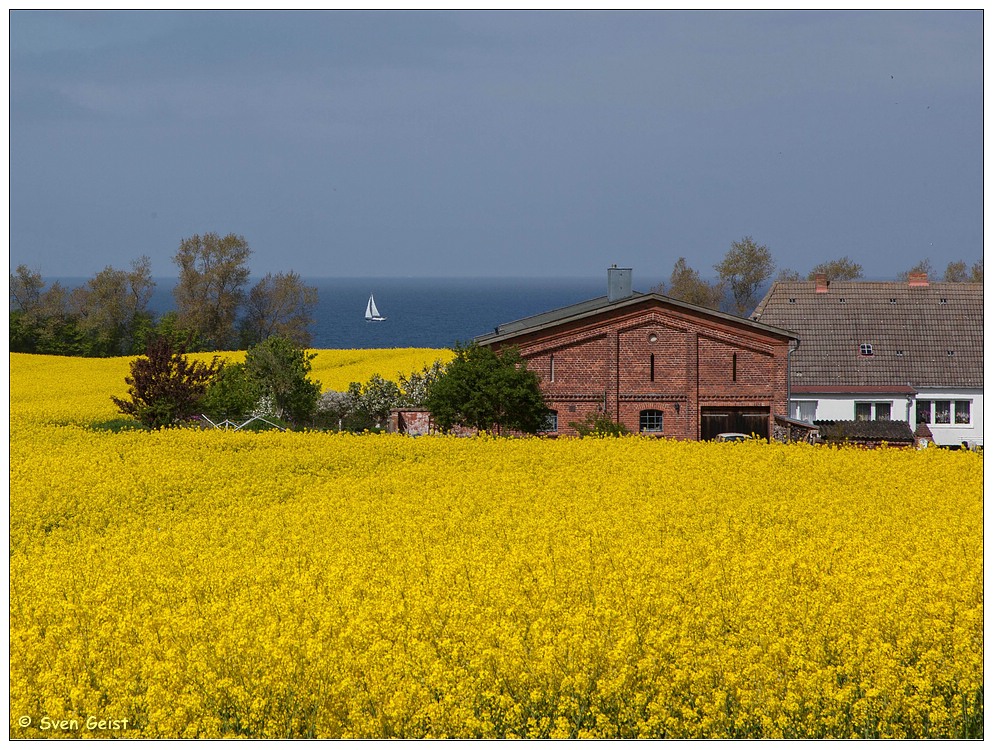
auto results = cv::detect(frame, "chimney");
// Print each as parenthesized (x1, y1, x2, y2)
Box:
(814, 273, 829, 293)
(908, 271, 929, 287)
(607, 265, 633, 302)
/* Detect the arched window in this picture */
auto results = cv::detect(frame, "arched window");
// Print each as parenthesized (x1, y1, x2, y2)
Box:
(640, 409, 664, 433)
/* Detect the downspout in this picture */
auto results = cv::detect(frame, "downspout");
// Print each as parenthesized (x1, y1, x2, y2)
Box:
(787, 337, 800, 416)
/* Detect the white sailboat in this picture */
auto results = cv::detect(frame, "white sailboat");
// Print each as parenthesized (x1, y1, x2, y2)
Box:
(365, 293, 386, 322)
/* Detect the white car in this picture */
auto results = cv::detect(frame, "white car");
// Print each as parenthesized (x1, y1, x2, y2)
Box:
(715, 432, 751, 443)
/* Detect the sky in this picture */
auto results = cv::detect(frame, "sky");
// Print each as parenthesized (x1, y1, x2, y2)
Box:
(8, 10, 985, 285)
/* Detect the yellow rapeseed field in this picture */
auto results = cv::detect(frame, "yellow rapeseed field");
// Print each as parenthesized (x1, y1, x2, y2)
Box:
(8, 352, 984, 739)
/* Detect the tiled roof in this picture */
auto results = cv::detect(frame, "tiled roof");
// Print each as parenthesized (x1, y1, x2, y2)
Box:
(477, 292, 796, 346)
(751, 280, 983, 388)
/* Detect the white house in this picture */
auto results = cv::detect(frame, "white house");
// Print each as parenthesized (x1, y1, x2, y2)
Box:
(751, 272, 983, 447)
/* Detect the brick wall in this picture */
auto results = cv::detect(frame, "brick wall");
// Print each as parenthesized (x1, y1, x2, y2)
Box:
(492, 298, 791, 439)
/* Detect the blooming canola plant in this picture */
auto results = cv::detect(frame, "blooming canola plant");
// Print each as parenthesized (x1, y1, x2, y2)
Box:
(8, 352, 984, 738)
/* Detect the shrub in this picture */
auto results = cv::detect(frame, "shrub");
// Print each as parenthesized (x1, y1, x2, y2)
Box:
(111, 337, 220, 428)
(244, 336, 321, 426)
(569, 412, 631, 437)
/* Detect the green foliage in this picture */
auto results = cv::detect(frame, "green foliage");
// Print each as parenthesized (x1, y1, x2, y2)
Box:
(111, 338, 221, 428)
(424, 343, 549, 435)
(569, 412, 631, 438)
(345, 375, 404, 430)
(244, 336, 322, 426)
(200, 362, 262, 421)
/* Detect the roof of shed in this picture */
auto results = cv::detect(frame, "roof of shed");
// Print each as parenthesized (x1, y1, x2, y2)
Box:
(751, 280, 983, 388)
(816, 419, 915, 443)
(476, 291, 797, 346)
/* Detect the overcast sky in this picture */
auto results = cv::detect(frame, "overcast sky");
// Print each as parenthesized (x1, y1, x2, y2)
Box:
(9, 10, 984, 284)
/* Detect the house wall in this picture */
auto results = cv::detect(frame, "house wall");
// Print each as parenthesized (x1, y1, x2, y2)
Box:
(790, 389, 984, 447)
(494, 300, 791, 439)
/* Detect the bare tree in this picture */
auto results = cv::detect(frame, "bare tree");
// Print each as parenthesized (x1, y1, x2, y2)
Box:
(897, 258, 934, 282)
(173, 233, 252, 350)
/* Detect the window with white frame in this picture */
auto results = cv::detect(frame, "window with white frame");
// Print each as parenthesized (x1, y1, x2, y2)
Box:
(855, 402, 892, 421)
(916, 399, 972, 426)
(542, 410, 558, 433)
(790, 400, 817, 423)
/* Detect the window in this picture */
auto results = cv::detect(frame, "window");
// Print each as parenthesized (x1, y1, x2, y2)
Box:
(650, 354, 655, 382)
(859, 343, 874, 356)
(896, 350, 905, 357)
(874, 402, 891, 421)
(542, 411, 558, 433)
(732, 353, 738, 382)
(549, 354, 555, 383)
(934, 401, 951, 424)
(790, 400, 817, 423)
(855, 402, 873, 421)
(916, 399, 972, 426)
(640, 409, 664, 433)
(955, 401, 971, 425)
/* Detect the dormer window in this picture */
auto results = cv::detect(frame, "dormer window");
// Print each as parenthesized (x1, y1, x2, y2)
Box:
(859, 343, 874, 356)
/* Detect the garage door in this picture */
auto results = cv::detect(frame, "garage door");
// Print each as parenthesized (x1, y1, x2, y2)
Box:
(700, 406, 770, 441)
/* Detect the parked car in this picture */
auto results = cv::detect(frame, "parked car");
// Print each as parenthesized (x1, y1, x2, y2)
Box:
(715, 432, 751, 443)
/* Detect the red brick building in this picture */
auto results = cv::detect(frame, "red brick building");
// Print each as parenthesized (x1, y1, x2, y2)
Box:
(474, 268, 798, 439)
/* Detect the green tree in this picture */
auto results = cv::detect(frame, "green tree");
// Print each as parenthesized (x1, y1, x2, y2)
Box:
(111, 337, 220, 428)
(424, 343, 549, 435)
(69, 257, 156, 356)
(173, 232, 252, 350)
(808, 256, 863, 282)
(200, 362, 262, 421)
(398, 360, 446, 406)
(652, 257, 724, 309)
(244, 336, 322, 426)
(240, 271, 318, 348)
(970, 259, 983, 282)
(344, 374, 404, 430)
(714, 236, 775, 315)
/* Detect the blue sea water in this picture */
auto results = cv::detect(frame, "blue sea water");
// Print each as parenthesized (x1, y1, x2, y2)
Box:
(131, 277, 611, 350)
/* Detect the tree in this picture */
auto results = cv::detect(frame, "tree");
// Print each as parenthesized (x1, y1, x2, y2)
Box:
(69, 257, 156, 356)
(200, 362, 262, 421)
(397, 360, 446, 406)
(776, 268, 802, 282)
(111, 337, 220, 428)
(9, 265, 45, 316)
(944, 259, 983, 283)
(714, 236, 775, 315)
(424, 343, 549, 435)
(808, 256, 863, 282)
(173, 232, 252, 350)
(897, 258, 934, 282)
(243, 336, 322, 426)
(240, 271, 318, 348)
(970, 259, 983, 282)
(652, 257, 724, 309)
(345, 374, 404, 430)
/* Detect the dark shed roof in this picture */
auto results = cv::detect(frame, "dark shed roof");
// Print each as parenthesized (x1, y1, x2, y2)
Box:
(751, 280, 983, 388)
(816, 419, 915, 444)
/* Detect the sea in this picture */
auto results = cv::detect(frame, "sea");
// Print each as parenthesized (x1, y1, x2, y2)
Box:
(64, 277, 614, 350)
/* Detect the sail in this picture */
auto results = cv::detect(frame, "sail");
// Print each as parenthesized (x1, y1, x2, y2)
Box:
(365, 294, 384, 321)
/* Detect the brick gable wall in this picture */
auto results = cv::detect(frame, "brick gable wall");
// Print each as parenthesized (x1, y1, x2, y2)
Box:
(491, 298, 791, 439)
